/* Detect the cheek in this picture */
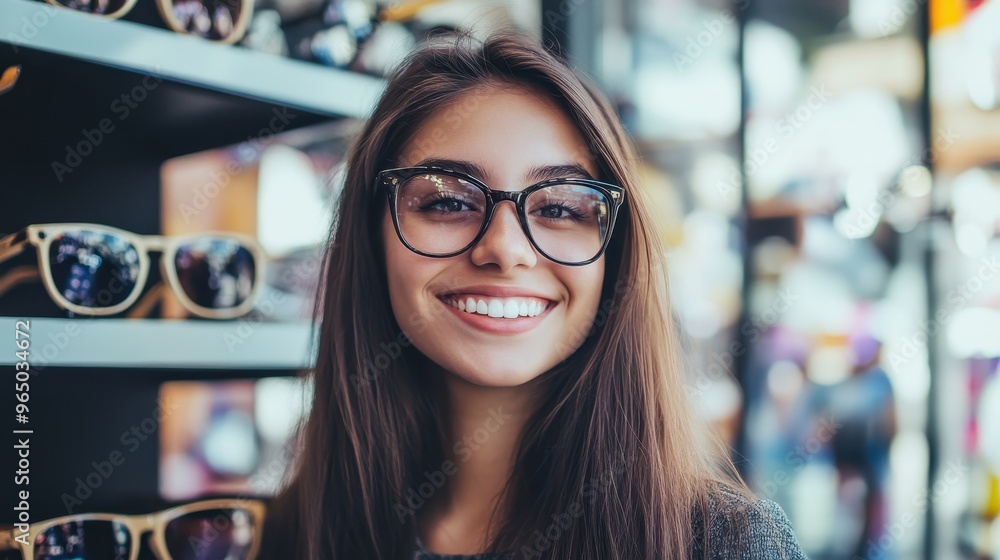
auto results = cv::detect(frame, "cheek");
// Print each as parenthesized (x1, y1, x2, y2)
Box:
(381, 211, 441, 330)
(565, 263, 606, 323)
(382, 212, 413, 319)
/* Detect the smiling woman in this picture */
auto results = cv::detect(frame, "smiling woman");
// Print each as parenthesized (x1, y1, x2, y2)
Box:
(260, 31, 807, 560)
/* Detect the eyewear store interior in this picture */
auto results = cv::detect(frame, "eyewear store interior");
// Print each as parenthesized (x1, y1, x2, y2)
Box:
(0, 0, 998, 559)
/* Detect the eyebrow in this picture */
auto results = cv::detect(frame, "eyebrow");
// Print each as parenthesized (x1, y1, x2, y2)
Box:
(411, 158, 595, 184)
(526, 163, 595, 181)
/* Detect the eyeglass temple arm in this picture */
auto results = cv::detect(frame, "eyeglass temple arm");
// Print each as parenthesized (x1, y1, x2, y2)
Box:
(0, 229, 29, 265)
(0, 266, 40, 299)
(0, 527, 21, 550)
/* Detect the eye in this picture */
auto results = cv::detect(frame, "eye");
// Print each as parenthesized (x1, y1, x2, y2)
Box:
(421, 195, 475, 213)
(535, 203, 585, 220)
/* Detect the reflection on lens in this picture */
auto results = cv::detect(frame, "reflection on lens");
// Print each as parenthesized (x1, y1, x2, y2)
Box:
(174, 238, 256, 312)
(165, 508, 256, 560)
(48, 230, 141, 310)
(395, 173, 487, 255)
(526, 184, 610, 264)
(214, 6, 234, 37)
(171, 0, 243, 40)
(52, 0, 130, 16)
(35, 520, 130, 560)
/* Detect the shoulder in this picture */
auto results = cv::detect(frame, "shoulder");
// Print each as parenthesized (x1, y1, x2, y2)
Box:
(692, 484, 808, 560)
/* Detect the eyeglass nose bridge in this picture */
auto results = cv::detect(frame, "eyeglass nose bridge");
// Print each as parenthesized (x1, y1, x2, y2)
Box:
(480, 189, 531, 237)
(486, 189, 525, 204)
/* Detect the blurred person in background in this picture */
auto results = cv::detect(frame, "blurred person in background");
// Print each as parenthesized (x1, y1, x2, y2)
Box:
(819, 326, 896, 559)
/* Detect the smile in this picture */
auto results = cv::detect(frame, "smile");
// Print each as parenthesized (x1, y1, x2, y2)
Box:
(442, 295, 549, 319)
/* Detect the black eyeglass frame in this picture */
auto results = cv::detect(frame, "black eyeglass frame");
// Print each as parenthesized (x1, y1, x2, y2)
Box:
(375, 166, 626, 266)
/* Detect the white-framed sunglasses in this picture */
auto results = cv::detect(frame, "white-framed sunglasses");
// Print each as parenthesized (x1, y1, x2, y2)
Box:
(44, 0, 254, 45)
(0, 498, 266, 560)
(0, 223, 266, 319)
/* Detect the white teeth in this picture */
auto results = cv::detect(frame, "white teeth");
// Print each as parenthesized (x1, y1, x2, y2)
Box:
(444, 296, 549, 319)
(488, 300, 504, 317)
(503, 300, 519, 319)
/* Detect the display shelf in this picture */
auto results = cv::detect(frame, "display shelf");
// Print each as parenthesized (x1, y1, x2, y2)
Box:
(0, 0, 385, 119)
(0, 317, 315, 369)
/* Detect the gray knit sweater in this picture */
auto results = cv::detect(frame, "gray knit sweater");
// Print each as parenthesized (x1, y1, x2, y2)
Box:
(412, 493, 807, 560)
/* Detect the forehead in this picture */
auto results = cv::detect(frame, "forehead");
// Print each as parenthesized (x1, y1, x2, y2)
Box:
(396, 85, 600, 182)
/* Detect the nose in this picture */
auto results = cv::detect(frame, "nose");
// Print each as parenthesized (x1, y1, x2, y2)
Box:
(468, 201, 537, 272)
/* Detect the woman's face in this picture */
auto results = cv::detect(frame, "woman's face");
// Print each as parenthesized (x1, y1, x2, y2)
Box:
(381, 86, 606, 387)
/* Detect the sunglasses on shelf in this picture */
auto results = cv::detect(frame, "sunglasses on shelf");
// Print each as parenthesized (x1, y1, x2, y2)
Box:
(44, 0, 254, 44)
(0, 498, 265, 560)
(0, 223, 266, 320)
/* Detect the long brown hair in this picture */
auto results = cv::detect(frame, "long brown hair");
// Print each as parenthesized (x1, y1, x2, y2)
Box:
(262, 30, 751, 560)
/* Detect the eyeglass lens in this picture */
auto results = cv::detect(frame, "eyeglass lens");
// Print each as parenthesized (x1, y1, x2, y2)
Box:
(174, 237, 256, 311)
(164, 507, 257, 560)
(34, 520, 131, 560)
(47, 229, 141, 309)
(394, 172, 613, 263)
(170, 0, 244, 41)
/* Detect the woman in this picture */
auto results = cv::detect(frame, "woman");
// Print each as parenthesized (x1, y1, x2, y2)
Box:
(261, 31, 807, 560)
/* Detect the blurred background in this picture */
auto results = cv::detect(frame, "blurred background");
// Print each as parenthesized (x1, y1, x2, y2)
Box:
(1, 0, 999, 558)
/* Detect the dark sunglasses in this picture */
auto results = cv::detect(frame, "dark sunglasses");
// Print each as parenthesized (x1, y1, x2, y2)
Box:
(44, 0, 253, 44)
(0, 223, 265, 319)
(0, 499, 265, 560)
(376, 166, 626, 266)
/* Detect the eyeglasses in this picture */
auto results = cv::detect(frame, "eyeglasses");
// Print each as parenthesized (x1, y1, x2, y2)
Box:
(0, 223, 265, 319)
(0, 498, 265, 560)
(45, 0, 253, 44)
(376, 166, 626, 266)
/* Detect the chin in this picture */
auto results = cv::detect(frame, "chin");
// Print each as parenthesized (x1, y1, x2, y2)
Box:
(445, 360, 548, 388)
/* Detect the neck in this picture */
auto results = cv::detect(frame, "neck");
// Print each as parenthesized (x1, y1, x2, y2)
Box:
(420, 367, 545, 550)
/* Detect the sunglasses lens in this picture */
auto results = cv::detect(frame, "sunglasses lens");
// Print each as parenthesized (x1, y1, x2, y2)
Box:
(174, 238, 257, 312)
(164, 507, 258, 559)
(168, 0, 245, 41)
(34, 520, 131, 560)
(49, 0, 131, 15)
(47, 230, 141, 311)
